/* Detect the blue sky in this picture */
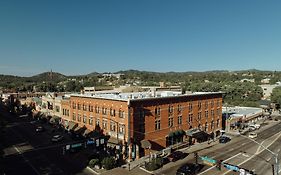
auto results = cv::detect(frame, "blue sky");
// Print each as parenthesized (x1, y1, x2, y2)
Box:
(0, 0, 281, 76)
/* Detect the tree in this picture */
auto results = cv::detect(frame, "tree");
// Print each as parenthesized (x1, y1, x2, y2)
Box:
(271, 87, 281, 106)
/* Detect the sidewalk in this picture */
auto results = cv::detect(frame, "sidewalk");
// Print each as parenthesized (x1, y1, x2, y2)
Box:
(100, 139, 220, 175)
(100, 119, 281, 175)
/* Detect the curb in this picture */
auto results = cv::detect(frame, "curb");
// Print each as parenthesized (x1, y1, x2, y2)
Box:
(86, 166, 100, 175)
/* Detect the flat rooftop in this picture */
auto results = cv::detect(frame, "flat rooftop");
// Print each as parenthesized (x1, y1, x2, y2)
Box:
(222, 106, 263, 118)
(71, 91, 222, 101)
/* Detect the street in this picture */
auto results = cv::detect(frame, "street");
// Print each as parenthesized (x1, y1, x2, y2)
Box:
(158, 121, 281, 175)
(0, 106, 94, 175)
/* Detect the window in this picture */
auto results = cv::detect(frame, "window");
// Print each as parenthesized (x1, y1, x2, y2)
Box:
(83, 104, 87, 111)
(155, 119, 161, 130)
(55, 106, 60, 112)
(83, 115, 87, 124)
(211, 100, 214, 108)
(77, 114, 81, 122)
(189, 102, 193, 112)
(217, 119, 220, 127)
(77, 103, 81, 110)
(211, 110, 214, 118)
(110, 121, 116, 132)
(204, 122, 208, 131)
(72, 113, 76, 121)
(205, 101, 208, 109)
(168, 116, 174, 127)
(72, 102, 76, 109)
(217, 100, 220, 107)
(89, 117, 93, 125)
(178, 116, 182, 125)
(102, 120, 107, 129)
(178, 104, 182, 113)
(205, 110, 208, 118)
(168, 105, 173, 113)
(217, 109, 221, 117)
(102, 107, 107, 115)
(198, 101, 202, 110)
(95, 106, 100, 113)
(155, 107, 161, 116)
(198, 112, 202, 121)
(96, 118, 100, 126)
(119, 110, 125, 118)
(110, 108, 115, 117)
(119, 124, 125, 134)
(89, 105, 93, 112)
(188, 114, 193, 123)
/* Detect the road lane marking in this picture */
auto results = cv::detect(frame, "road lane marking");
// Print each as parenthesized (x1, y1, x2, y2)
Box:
(242, 143, 246, 146)
(13, 145, 40, 175)
(267, 157, 271, 161)
(229, 148, 234, 151)
(197, 153, 241, 175)
(256, 140, 265, 153)
(278, 149, 280, 152)
(223, 131, 281, 175)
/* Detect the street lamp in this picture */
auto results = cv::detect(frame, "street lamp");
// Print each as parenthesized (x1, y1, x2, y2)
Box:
(238, 134, 279, 175)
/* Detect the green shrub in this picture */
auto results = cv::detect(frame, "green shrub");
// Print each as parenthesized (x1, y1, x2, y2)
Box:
(88, 159, 99, 168)
(145, 161, 159, 171)
(101, 156, 116, 170)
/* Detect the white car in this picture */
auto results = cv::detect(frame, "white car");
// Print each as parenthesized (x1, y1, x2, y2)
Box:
(249, 132, 257, 139)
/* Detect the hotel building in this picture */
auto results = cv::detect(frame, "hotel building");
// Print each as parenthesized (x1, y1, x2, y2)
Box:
(61, 90, 223, 159)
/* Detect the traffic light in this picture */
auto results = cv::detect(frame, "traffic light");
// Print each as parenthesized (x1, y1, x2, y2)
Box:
(216, 160, 222, 171)
(194, 152, 198, 165)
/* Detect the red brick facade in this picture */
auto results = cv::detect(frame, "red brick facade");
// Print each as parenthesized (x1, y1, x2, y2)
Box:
(61, 92, 223, 158)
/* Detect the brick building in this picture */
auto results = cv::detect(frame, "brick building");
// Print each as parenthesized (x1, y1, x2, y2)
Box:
(61, 91, 223, 160)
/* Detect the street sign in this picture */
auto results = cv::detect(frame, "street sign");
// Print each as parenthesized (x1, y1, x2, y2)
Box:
(71, 143, 82, 148)
(200, 156, 216, 166)
(66, 144, 70, 150)
(223, 162, 239, 172)
(87, 139, 95, 145)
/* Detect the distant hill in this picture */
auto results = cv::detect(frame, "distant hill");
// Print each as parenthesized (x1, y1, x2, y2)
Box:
(28, 72, 67, 83)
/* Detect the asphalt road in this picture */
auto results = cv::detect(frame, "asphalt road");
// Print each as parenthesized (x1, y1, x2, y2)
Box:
(158, 121, 281, 175)
(0, 106, 94, 175)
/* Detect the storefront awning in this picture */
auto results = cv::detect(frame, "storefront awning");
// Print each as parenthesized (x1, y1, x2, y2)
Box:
(68, 121, 78, 130)
(108, 137, 119, 144)
(186, 129, 209, 139)
(83, 129, 92, 136)
(141, 140, 152, 149)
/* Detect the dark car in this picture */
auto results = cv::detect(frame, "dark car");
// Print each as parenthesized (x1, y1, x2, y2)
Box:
(176, 163, 201, 175)
(35, 126, 45, 132)
(167, 151, 188, 162)
(51, 135, 64, 142)
(219, 136, 231, 143)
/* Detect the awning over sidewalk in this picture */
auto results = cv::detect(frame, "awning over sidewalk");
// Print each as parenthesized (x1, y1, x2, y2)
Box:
(83, 129, 92, 136)
(68, 121, 78, 130)
(186, 129, 209, 139)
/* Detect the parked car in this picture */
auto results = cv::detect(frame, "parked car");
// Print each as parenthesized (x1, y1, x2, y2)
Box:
(35, 126, 45, 132)
(249, 124, 260, 130)
(219, 136, 231, 143)
(249, 132, 257, 139)
(167, 151, 188, 162)
(176, 163, 201, 175)
(51, 135, 64, 142)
